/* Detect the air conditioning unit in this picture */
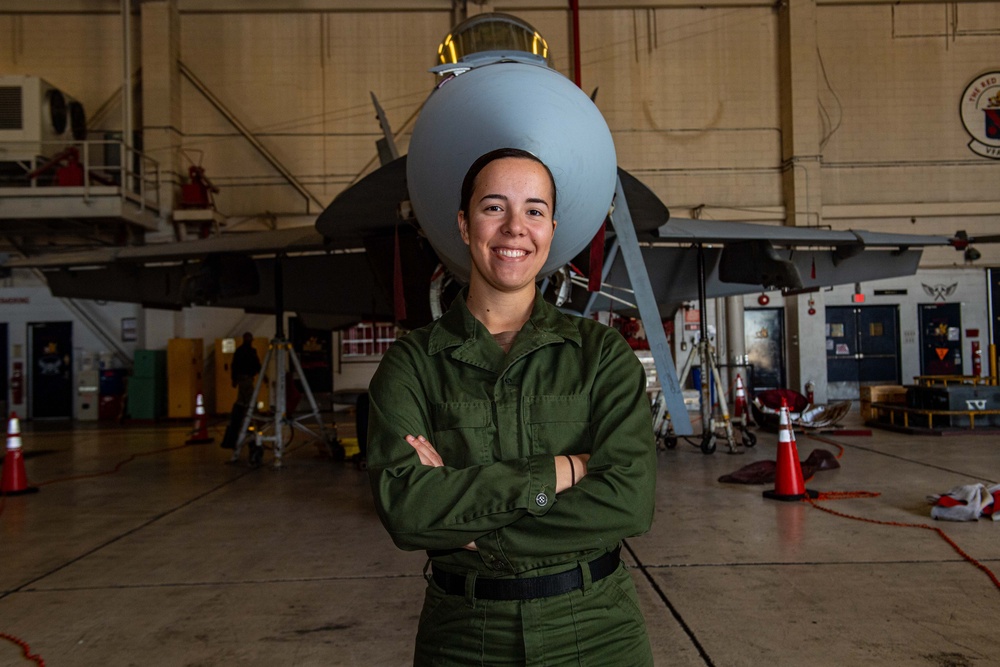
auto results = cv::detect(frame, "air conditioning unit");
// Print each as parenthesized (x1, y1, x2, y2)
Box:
(0, 75, 86, 162)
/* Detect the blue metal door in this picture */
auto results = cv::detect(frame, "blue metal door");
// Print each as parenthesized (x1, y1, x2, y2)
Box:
(919, 303, 962, 376)
(744, 308, 785, 391)
(826, 305, 900, 399)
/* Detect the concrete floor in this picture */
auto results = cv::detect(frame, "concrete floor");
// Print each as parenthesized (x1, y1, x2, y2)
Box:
(2, 409, 999, 667)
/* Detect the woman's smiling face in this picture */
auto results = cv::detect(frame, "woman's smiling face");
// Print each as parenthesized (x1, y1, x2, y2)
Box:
(458, 157, 557, 296)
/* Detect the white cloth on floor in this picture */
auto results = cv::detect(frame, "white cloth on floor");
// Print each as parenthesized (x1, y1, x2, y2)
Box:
(928, 483, 1000, 521)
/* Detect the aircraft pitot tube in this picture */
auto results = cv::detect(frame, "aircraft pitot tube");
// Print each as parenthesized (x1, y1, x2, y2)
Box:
(406, 60, 618, 282)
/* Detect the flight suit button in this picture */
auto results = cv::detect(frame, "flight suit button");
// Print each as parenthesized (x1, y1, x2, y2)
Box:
(535, 492, 548, 507)
(504, 378, 513, 386)
(493, 560, 508, 571)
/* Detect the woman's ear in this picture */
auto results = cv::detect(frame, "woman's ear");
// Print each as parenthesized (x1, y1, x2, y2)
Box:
(458, 211, 470, 245)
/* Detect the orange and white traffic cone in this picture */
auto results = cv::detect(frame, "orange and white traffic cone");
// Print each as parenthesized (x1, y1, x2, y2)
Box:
(2, 412, 39, 495)
(186, 393, 214, 444)
(733, 374, 749, 421)
(763, 399, 817, 501)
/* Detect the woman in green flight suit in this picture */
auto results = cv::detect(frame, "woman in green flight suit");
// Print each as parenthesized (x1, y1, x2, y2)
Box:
(367, 148, 657, 666)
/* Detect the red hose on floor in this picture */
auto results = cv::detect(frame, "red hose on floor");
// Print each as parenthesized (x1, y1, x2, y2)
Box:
(0, 632, 44, 666)
(805, 434, 1000, 593)
(35, 443, 193, 487)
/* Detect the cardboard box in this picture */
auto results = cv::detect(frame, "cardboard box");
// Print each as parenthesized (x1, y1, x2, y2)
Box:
(860, 385, 908, 422)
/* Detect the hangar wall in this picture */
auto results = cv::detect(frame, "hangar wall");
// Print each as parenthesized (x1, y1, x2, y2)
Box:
(0, 272, 273, 418)
(1, 2, 994, 251)
(746, 267, 991, 384)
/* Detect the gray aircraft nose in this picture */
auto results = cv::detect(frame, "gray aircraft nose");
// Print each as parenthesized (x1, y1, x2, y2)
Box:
(406, 61, 618, 282)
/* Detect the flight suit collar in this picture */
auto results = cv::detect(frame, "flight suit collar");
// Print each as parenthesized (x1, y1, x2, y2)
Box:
(427, 287, 582, 368)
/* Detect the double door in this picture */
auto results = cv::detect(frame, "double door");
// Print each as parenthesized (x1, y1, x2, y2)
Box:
(826, 306, 900, 400)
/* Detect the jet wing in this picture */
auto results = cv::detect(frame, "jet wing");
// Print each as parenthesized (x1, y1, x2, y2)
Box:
(570, 213, 945, 319)
(316, 155, 411, 238)
(2, 226, 335, 269)
(15, 224, 441, 330)
(655, 218, 954, 248)
(618, 168, 669, 235)
(589, 245, 925, 319)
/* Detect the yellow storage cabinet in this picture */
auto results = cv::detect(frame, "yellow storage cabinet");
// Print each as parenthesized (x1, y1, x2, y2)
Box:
(167, 338, 204, 419)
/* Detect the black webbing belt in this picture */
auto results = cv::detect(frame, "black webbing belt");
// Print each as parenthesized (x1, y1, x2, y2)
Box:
(431, 547, 621, 601)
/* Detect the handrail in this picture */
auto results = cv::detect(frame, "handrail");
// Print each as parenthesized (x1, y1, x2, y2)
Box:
(0, 138, 161, 216)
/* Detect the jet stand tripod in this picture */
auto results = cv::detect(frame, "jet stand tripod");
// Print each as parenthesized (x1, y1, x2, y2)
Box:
(663, 245, 749, 454)
(229, 257, 341, 468)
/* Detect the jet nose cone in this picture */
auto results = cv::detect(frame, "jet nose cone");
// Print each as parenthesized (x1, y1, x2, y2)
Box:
(407, 62, 617, 282)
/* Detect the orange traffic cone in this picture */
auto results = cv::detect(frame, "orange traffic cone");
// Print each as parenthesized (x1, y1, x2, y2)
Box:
(186, 393, 214, 444)
(2, 412, 39, 495)
(733, 374, 749, 421)
(763, 399, 817, 501)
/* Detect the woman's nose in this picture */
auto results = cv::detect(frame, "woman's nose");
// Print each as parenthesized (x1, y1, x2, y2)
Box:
(502, 212, 527, 235)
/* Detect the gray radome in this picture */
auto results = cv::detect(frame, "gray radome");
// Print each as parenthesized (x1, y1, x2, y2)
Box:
(406, 62, 617, 282)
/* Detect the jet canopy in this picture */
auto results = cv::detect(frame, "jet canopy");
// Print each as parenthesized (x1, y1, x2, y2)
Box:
(437, 13, 549, 66)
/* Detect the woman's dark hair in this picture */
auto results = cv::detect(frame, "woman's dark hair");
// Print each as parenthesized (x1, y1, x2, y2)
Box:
(459, 147, 557, 218)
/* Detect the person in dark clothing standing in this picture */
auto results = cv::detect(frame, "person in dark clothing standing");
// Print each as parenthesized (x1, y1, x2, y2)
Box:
(221, 332, 263, 459)
(231, 332, 262, 406)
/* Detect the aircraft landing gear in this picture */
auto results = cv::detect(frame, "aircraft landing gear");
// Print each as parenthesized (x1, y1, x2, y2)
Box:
(641, 243, 758, 456)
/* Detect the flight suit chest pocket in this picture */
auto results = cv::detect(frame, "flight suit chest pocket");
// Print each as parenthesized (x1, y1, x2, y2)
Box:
(430, 401, 493, 467)
(525, 394, 592, 455)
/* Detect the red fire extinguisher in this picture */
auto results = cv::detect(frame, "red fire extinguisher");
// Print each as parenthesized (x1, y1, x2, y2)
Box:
(804, 381, 815, 405)
(10, 361, 24, 405)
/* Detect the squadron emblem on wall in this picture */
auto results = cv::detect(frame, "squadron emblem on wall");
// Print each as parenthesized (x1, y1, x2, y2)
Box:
(921, 283, 958, 301)
(960, 71, 1000, 159)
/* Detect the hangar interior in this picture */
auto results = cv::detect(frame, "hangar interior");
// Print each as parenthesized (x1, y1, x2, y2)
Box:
(1, 1, 999, 665)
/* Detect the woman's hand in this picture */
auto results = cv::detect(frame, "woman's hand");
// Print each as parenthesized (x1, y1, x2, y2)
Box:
(555, 454, 590, 493)
(405, 434, 443, 467)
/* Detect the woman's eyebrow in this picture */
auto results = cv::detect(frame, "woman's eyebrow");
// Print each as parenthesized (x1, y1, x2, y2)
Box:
(478, 194, 550, 207)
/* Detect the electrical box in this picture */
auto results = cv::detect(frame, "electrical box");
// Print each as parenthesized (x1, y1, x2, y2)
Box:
(167, 338, 204, 419)
(214, 337, 269, 414)
(76, 368, 99, 421)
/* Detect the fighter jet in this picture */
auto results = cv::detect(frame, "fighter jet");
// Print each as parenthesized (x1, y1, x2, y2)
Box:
(2, 12, 983, 435)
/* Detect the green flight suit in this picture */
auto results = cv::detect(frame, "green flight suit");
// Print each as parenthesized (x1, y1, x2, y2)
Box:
(368, 288, 656, 666)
